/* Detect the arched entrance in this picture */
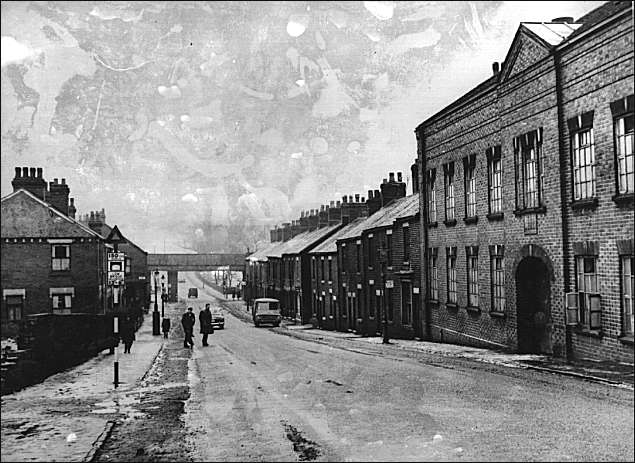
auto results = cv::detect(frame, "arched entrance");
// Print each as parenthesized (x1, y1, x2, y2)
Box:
(516, 256, 551, 354)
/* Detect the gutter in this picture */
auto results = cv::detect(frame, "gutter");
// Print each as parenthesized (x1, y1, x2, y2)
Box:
(417, 130, 432, 340)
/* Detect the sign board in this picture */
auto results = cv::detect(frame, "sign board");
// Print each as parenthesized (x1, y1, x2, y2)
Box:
(108, 252, 126, 286)
(108, 252, 125, 261)
(108, 271, 125, 285)
(385, 280, 394, 288)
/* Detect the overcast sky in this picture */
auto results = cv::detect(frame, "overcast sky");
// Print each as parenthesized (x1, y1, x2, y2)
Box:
(1, 1, 603, 253)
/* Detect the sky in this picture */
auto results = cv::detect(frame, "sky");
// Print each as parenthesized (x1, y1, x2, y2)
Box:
(0, 1, 604, 253)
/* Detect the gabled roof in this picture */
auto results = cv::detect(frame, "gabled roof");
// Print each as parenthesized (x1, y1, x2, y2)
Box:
(521, 22, 582, 47)
(1, 189, 103, 239)
(337, 194, 419, 243)
(97, 222, 147, 255)
(246, 239, 283, 262)
(274, 223, 341, 258)
(310, 217, 367, 254)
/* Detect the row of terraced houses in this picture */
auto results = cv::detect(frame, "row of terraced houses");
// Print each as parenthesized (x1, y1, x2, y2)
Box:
(245, 1, 634, 362)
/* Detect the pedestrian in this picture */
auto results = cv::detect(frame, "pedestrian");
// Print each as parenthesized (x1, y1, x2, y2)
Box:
(162, 317, 171, 338)
(120, 315, 135, 354)
(181, 307, 195, 348)
(199, 303, 214, 346)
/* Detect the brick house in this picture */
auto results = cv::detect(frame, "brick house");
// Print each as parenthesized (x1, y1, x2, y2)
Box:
(416, 1, 633, 361)
(78, 210, 149, 314)
(1, 168, 108, 336)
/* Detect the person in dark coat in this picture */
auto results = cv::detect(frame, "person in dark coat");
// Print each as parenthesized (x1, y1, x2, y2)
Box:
(120, 316, 135, 354)
(162, 317, 171, 338)
(181, 307, 195, 348)
(199, 303, 214, 346)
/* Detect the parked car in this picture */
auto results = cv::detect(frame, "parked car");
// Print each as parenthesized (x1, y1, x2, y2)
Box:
(252, 298, 281, 327)
(187, 287, 198, 298)
(211, 308, 225, 330)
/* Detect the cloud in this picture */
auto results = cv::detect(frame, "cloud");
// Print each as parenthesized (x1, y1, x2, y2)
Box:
(182, 193, 199, 203)
(386, 28, 442, 55)
(1, 36, 40, 67)
(363, 2, 396, 21)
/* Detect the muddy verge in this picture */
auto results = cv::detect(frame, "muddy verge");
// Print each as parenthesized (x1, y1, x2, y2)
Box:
(93, 342, 193, 462)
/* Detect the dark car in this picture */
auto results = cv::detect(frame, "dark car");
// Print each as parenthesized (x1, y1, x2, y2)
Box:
(187, 287, 198, 298)
(211, 308, 225, 329)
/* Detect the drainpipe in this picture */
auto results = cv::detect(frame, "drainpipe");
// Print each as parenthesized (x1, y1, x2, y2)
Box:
(417, 129, 431, 340)
(554, 48, 572, 361)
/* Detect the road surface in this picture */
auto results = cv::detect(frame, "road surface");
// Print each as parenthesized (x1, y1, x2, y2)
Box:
(179, 273, 634, 462)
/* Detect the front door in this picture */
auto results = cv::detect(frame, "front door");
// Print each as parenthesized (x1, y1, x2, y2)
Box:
(516, 257, 551, 354)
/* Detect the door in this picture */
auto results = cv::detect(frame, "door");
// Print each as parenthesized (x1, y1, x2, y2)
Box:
(516, 256, 551, 354)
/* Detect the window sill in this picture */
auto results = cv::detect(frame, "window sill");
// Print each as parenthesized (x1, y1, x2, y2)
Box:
(446, 302, 458, 310)
(50, 270, 71, 275)
(612, 193, 634, 206)
(465, 305, 481, 314)
(487, 212, 504, 221)
(570, 197, 598, 211)
(513, 206, 546, 216)
(575, 327, 603, 339)
(428, 299, 439, 307)
(619, 335, 633, 346)
(463, 216, 478, 225)
(444, 219, 457, 227)
(428, 221, 438, 229)
(489, 311, 506, 318)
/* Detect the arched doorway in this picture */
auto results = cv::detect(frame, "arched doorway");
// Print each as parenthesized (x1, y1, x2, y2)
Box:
(516, 256, 551, 354)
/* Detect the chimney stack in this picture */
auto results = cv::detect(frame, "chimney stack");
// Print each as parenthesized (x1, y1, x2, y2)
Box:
(308, 209, 320, 230)
(11, 165, 47, 201)
(328, 200, 341, 225)
(411, 159, 420, 194)
(282, 222, 293, 241)
(367, 188, 382, 215)
(87, 209, 106, 234)
(68, 198, 76, 220)
(380, 171, 407, 207)
(269, 228, 277, 242)
(299, 211, 310, 234)
(48, 177, 70, 216)
(318, 205, 329, 228)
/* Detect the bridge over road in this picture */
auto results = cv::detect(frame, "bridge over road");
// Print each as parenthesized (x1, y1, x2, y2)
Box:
(147, 253, 247, 302)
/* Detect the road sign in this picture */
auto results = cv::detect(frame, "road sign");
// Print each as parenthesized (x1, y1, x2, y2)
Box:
(108, 252, 125, 261)
(108, 252, 125, 285)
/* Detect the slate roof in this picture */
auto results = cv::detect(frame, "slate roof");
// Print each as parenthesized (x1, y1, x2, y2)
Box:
(1, 189, 103, 239)
(310, 217, 367, 254)
(246, 239, 285, 262)
(568, 1, 631, 40)
(335, 194, 419, 245)
(272, 223, 341, 258)
(522, 22, 582, 46)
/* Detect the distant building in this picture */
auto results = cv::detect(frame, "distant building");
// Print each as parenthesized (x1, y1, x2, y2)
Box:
(416, 1, 633, 361)
(1, 168, 108, 336)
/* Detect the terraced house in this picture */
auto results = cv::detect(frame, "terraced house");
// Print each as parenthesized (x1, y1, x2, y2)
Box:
(416, 1, 634, 361)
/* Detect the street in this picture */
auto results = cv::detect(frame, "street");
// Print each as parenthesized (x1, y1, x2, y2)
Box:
(179, 274, 634, 462)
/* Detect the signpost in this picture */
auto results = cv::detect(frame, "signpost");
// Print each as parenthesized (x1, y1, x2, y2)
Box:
(105, 226, 127, 388)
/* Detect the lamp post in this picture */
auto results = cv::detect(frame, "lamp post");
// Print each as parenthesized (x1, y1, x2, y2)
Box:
(152, 270, 160, 335)
(161, 275, 166, 320)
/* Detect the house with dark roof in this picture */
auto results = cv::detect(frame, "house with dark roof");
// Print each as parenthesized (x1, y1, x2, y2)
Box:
(416, 1, 633, 361)
(1, 168, 109, 336)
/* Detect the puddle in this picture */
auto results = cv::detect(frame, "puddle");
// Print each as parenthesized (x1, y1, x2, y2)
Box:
(281, 420, 321, 461)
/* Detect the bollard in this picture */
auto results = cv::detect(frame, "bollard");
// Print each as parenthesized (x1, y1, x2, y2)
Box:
(114, 316, 119, 388)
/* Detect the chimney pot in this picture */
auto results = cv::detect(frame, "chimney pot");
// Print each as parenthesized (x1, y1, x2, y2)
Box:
(342, 195, 348, 203)
(492, 61, 500, 75)
(29, 167, 36, 177)
(14, 167, 21, 177)
(329, 200, 334, 207)
(22, 167, 29, 177)
(355, 194, 360, 202)
(551, 16, 574, 23)
(368, 189, 373, 199)
(389, 172, 395, 182)
(361, 197, 366, 203)
(61, 178, 66, 185)
(348, 195, 353, 203)
(383, 178, 387, 184)
(397, 172, 402, 182)
(37, 167, 43, 178)
(54, 178, 58, 184)
(336, 200, 341, 207)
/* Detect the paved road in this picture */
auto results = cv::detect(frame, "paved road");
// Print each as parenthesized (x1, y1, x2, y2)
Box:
(180, 274, 634, 462)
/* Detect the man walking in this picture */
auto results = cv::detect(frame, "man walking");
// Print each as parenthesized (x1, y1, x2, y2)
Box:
(199, 303, 214, 346)
(181, 307, 195, 348)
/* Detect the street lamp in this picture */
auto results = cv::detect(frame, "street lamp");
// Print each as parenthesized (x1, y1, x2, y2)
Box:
(161, 274, 166, 320)
(152, 270, 160, 335)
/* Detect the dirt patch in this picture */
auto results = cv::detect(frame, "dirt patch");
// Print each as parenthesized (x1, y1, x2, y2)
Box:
(281, 420, 321, 461)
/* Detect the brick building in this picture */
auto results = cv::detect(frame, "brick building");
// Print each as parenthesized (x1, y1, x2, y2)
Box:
(416, 1, 633, 361)
(1, 168, 108, 336)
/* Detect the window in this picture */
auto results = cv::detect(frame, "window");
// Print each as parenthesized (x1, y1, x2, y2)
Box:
(368, 286, 375, 318)
(386, 232, 392, 266)
(464, 155, 477, 218)
(610, 95, 634, 195)
(320, 258, 325, 282)
(572, 128, 596, 200)
(386, 288, 393, 322)
(444, 162, 455, 221)
(487, 146, 502, 214)
(490, 245, 505, 313)
(514, 129, 543, 210)
(52, 245, 70, 271)
(367, 235, 374, 268)
(356, 242, 361, 272)
(467, 247, 479, 307)
(401, 281, 412, 326)
(447, 247, 457, 304)
(403, 226, 410, 263)
(615, 114, 634, 194)
(429, 248, 439, 301)
(4, 295, 24, 321)
(375, 294, 382, 322)
(427, 168, 437, 223)
(52, 292, 72, 314)
(125, 257, 131, 275)
(576, 256, 601, 329)
(311, 257, 316, 279)
(328, 258, 332, 282)
(622, 256, 634, 336)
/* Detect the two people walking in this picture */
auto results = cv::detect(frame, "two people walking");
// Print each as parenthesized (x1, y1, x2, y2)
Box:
(181, 304, 216, 348)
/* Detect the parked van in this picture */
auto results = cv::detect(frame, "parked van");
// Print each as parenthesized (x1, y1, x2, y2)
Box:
(252, 298, 281, 327)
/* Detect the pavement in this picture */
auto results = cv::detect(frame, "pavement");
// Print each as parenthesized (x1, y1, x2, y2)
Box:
(275, 322, 634, 389)
(0, 307, 167, 462)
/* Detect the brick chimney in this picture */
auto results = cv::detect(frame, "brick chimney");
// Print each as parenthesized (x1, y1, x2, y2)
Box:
(367, 189, 382, 215)
(318, 205, 329, 228)
(48, 178, 70, 216)
(328, 200, 341, 225)
(341, 193, 369, 225)
(87, 208, 106, 234)
(299, 211, 310, 234)
(410, 159, 420, 194)
(269, 228, 277, 242)
(380, 172, 406, 207)
(308, 209, 320, 230)
(282, 222, 293, 241)
(275, 225, 283, 242)
(12, 166, 48, 201)
(68, 198, 77, 220)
